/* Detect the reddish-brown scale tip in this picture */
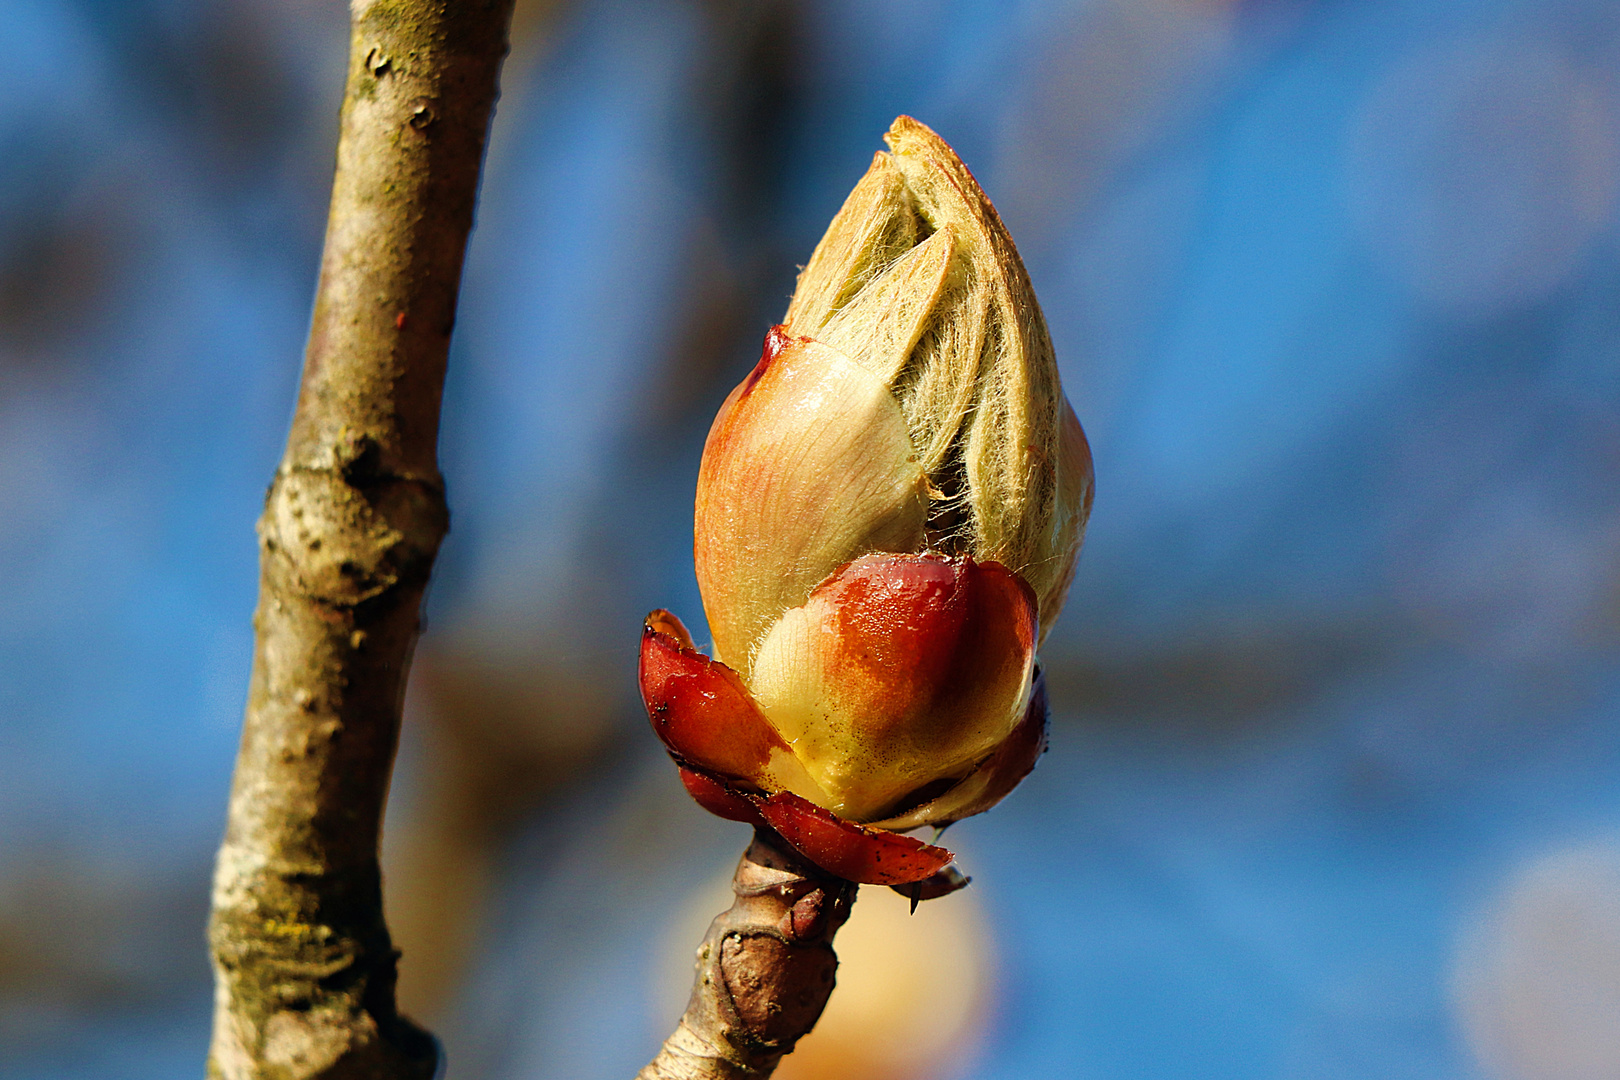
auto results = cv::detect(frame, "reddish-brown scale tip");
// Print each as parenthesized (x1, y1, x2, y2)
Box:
(678, 765, 768, 827)
(756, 790, 955, 885)
(644, 608, 695, 650)
(639, 613, 792, 784)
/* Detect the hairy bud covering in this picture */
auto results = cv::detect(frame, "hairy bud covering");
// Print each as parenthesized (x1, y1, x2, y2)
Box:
(783, 116, 1092, 641)
(641, 117, 1094, 889)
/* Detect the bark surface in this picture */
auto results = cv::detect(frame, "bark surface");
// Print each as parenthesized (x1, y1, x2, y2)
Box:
(207, 2, 515, 1077)
(639, 830, 859, 1080)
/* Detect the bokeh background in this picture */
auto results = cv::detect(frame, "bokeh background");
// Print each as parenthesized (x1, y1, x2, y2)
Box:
(5, 0, 1620, 1077)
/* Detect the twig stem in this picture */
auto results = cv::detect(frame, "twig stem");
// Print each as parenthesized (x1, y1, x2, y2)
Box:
(207, 2, 515, 1076)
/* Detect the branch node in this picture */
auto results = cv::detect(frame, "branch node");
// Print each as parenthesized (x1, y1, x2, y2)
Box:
(639, 830, 858, 1080)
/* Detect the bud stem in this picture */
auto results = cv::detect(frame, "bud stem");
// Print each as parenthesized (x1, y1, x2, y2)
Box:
(639, 829, 859, 1080)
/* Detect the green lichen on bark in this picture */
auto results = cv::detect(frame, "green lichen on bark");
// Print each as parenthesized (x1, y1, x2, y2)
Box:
(207, 2, 515, 1077)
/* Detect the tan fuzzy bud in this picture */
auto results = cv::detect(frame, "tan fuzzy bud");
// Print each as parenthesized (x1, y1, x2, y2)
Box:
(784, 116, 1093, 640)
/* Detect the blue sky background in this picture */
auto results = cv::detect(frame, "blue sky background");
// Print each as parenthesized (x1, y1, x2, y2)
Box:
(2, 1, 1619, 1078)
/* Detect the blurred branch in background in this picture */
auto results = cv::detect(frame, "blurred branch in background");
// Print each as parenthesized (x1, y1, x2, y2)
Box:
(206, 2, 515, 1077)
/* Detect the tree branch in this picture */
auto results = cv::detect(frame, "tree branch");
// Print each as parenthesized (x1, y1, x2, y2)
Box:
(207, 2, 515, 1076)
(640, 829, 858, 1080)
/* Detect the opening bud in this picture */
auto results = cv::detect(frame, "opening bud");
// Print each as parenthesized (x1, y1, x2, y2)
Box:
(783, 115, 1093, 641)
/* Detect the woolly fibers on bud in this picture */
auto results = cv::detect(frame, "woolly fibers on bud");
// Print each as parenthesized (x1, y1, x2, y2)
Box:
(641, 117, 1092, 889)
